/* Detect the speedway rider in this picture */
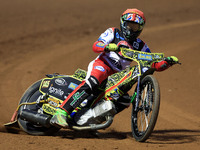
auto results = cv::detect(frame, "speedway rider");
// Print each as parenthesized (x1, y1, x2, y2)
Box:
(50, 8, 179, 128)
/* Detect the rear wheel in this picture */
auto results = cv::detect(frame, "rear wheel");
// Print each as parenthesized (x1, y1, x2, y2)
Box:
(131, 75, 160, 142)
(17, 80, 60, 135)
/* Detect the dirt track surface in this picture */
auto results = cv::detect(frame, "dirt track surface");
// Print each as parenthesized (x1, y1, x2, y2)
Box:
(0, 0, 200, 149)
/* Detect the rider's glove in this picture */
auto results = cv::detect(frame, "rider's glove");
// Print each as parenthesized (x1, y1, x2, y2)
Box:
(105, 43, 118, 51)
(164, 56, 179, 65)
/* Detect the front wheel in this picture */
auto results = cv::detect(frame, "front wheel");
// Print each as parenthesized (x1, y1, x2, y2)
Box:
(131, 75, 160, 142)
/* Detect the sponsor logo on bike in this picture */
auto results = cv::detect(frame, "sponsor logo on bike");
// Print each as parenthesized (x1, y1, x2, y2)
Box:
(154, 54, 162, 59)
(138, 53, 152, 61)
(68, 82, 78, 90)
(55, 78, 67, 86)
(49, 86, 64, 96)
(48, 97, 60, 107)
(42, 80, 50, 88)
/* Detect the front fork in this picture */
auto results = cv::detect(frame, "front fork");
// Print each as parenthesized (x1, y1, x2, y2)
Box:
(131, 76, 141, 112)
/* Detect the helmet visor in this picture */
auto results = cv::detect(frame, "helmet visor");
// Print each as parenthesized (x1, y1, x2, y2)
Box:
(127, 22, 144, 32)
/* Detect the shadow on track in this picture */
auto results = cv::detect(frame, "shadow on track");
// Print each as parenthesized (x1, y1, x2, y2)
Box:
(2, 122, 199, 144)
(55, 129, 131, 140)
(55, 129, 200, 144)
(148, 129, 200, 144)
(1, 123, 131, 140)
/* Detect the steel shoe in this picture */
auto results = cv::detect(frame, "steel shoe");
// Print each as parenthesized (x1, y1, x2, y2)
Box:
(50, 108, 68, 128)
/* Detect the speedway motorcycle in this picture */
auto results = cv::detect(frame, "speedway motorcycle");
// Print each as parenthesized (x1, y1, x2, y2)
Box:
(5, 48, 180, 142)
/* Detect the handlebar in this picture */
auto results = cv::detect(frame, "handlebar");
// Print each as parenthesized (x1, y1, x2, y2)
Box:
(120, 47, 164, 63)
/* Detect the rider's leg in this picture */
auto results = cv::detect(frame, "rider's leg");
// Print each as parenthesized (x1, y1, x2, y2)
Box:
(50, 76, 99, 128)
(60, 76, 99, 114)
(50, 58, 114, 128)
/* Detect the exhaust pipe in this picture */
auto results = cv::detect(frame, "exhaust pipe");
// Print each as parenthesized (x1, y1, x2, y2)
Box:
(71, 115, 113, 131)
(19, 109, 51, 127)
(19, 109, 113, 131)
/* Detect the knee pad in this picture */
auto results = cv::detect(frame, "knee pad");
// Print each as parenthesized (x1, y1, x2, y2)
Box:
(85, 76, 99, 92)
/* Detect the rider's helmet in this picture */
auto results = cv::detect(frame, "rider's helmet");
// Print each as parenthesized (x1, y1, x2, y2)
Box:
(120, 8, 146, 42)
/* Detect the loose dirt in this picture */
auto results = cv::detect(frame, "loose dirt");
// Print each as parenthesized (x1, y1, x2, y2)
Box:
(0, 0, 200, 149)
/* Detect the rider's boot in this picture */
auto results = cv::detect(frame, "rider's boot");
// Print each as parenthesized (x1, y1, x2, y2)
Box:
(50, 108, 69, 128)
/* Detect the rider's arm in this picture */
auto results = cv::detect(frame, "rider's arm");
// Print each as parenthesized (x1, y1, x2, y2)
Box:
(151, 56, 179, 71)
(151, 60, 170, 71)
(139, 40, 178, 71)
(93, 41, 107, 53)
(139, 41, 170, 71)
(93, 28, 115, 53)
